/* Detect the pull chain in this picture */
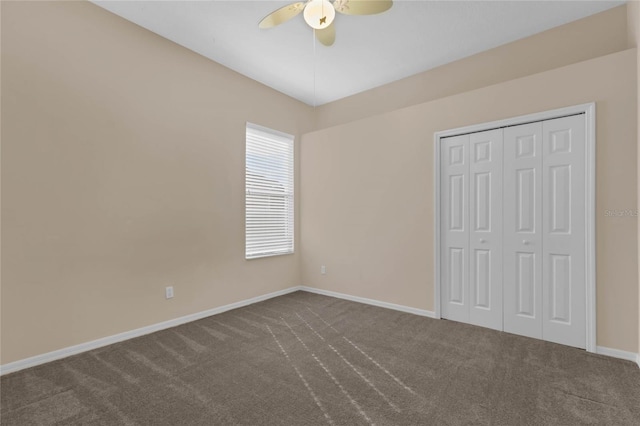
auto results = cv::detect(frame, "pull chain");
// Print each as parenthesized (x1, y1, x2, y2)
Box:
(313, 28, 317, 108)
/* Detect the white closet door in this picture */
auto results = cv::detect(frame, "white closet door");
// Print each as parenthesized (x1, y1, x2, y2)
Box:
(468, 130, 503, 330)
(542, 115, 586, 349)
(503, 122, 543, 339)
(440, 134, 469, 323)
(439, 113, 588, 350)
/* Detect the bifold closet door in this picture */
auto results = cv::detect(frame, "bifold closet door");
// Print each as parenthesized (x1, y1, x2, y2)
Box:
(441, 134, 469, 323)
(441, 130, 503, 329)
(441, 114, 586, 349)
(468, 130, 503, 330)
(503, 123, 543, 340)
(542, 115, 586, 349)
(502, 115, 586, 348)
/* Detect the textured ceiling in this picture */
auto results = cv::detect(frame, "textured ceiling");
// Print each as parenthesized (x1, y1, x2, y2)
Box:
(93, 0, 625, 106)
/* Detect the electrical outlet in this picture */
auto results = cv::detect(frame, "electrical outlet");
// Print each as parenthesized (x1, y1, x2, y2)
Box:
(165, 286, 174, 299)
(321, 265, 326, 275)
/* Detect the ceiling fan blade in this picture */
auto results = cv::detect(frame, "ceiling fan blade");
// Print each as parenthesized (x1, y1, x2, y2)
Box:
(316, 23, 336, 46)
(259, 2, 306, 29)
(333, 0, 392, 15)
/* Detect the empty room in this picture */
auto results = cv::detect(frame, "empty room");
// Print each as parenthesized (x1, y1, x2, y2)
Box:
(2, 0, 640, 424)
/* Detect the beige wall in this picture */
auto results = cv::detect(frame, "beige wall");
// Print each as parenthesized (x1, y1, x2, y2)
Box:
(301, 49, 638, 353)
(315, 5, 629, 130)
(0, 0, 3, 364)
(0, 1, 314, 364)
(629, 0, 640, 357)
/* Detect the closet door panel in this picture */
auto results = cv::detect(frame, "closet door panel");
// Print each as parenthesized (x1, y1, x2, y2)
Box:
(503, 122, 543, 339)
(441, 134, 470, 323)
(468, 129, 503, 330)
(542, 115, 586, 349)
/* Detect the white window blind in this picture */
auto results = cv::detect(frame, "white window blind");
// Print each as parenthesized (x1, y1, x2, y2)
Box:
(245, 123, 294, 259)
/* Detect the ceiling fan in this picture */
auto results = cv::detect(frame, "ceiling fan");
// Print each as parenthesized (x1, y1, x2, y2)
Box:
(258, 0, 393, 46)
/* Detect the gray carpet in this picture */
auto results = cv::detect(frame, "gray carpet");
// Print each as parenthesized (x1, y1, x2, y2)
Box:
(2, 291, 639, 425)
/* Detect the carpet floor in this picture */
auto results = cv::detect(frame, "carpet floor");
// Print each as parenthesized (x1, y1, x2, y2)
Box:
(1, 291, 639, 425)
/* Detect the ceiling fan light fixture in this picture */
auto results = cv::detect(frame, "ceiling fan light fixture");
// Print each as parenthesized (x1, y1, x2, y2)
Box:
(303, 0, 335, 30)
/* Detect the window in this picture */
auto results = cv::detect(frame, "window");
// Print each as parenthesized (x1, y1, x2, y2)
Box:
(245, 123, 294, 259)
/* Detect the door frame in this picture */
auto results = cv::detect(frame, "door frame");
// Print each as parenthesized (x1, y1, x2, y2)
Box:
(433, 102, 596, 353)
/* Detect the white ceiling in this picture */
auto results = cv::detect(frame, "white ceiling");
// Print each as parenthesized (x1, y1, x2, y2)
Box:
(93, 0, 625, 106)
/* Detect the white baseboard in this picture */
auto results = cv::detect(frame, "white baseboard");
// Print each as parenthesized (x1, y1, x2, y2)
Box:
(596, 346, 640, 366)
(3, 285, 636, 376)
(0, 286, 302, 376)
(300, 288, 638, 368)
(299, 286, 436, 318)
